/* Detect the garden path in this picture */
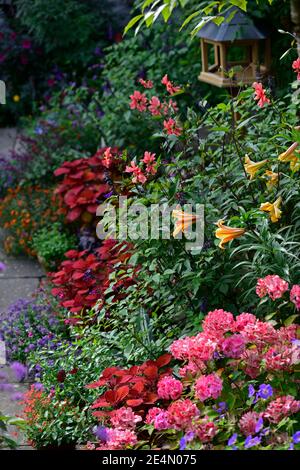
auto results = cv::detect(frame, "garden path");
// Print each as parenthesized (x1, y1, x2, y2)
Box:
(0, 127, 44, 449)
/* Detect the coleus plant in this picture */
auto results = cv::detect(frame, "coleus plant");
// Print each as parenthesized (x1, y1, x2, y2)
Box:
(49, 239, 134, 317)
(54, 147, 123, 224)
(87, 353, 173, 418)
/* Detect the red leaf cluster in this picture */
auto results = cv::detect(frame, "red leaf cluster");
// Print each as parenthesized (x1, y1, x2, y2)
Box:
(49, 239, 134, 315)
(54, 147, 120, 223)
(88, 354, 173, 417)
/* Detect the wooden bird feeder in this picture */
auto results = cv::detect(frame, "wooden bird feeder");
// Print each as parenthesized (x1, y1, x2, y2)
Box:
(198, 7, 271, 88)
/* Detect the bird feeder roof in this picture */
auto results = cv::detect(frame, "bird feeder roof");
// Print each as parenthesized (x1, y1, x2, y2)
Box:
(197, 7, 267, 42)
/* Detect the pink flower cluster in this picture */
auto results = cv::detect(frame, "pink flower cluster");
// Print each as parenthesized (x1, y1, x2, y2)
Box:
(256, 275, 289, 300)
(292, 57, 300, 81)
(290, 284, 300, 310)
(252, 82, 270, 108)
(264, 395, 300, 423)
(157, 376, 183, 400)
(110, 406, 142, 429)
(125, 151, 157, 184)
(194, 373, 223, 402)
(129, 75, 182, 136)
(170, 308, 299, 379)
(146, 399, 200, 432)
(195, 417, 217, 443)
(97, 428, 137, 450)
(239, 411, 262, 436)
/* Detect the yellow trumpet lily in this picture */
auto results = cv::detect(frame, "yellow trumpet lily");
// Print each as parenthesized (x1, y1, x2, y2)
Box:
(260, 196, 282, 223)
(244, 155, 267, 180)
(172, 208, 199, 237)
(264, 170, 279, 190)
(278, 142, 300, 172)
(215, 220, 246, 250)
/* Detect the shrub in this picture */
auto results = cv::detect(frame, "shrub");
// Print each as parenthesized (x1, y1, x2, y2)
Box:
(31, 222, 77, 269)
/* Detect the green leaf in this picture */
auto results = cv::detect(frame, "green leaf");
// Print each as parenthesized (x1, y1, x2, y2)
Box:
(284, 314, 299, 326)
(124, 15, 144, 35)
(230, 0, 247, 11)
(180, 11, 200, 31)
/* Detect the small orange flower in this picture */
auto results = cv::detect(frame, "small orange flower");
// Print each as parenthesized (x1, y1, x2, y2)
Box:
(260, 196, 282, 223)
(278, 142, 300, 172)
(264, 170, 279, 190)
(215, 220, 246, 249)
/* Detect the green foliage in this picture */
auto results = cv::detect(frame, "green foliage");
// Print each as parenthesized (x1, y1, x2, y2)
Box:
(31, 223, 77, 269)
(0, 414, 25, 449)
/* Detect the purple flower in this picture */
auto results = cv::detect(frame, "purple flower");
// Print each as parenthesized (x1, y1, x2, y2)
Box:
(35, 126, 44, 135)
(255, 417, 264, 433)
(0, 383, 13, 392)
(33, 382, 44, 391)
(292, 431, 300, 444)
(93, 425, 108, 442)
(248, 384, 255, 398)
(10, 362, 27, 382)
(244, 435, 261, 449)
(179, 436, 186, 450)
(10, 391, 24, 401)
(228, 433, 237, 446)
(104, 190, 114, 199)
(0, 262, 7, 272)
(257, 384, 273, 400)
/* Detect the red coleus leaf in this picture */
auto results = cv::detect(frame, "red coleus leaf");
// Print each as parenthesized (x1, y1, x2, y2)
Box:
(126, 399, 143, 407)
(92, 410, 111, 418)
(131, 381, 145, 394)
(54, 167, 70, 176)
(155, 353, 172, 368)
(67, 207, 82, 222)
(143, 392, 158, 404)
(65, 250, 80, 259)
(143, 365, 158, 379)
(91, 397, 111, 409)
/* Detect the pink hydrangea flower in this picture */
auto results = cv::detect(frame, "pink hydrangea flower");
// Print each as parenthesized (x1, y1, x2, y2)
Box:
(292, 58, 300, 81)
(241, 320, 278, 346)
(252, 82, 270, 108)
(256, 275, 289, 300)
(202, 309, 234, 338)
(195, 417, 217, 442)
(264, 345, 296, 371)
(194, 373, 223, 402)
(189, 333, 217, 361)
(110, 407, 142, 429)
(129, 90, 148, 112)
(167, 399, 199, 430)
(163, 118, 182, 136)
(179, 360, 205, 377)
(221, 334, 246, 358)
(239, 411, 263, 436)
(103, 428, 137, 450)
(241, 348, 262, 378)
(145, 407, 170, 430)
(234, 312, 257, 332)
(157, 376, 183, 400)
(264, 395, 300, 423)
(290, 284, 300, 310)
(278, 324, 298, 342)
(170, 336, 192, 360)
(148, 96, 162, 116)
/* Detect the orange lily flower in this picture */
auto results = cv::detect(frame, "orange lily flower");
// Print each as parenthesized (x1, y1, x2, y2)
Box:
(244, 155, 267, 180)
(172, 207, 199, 237)
(215, 220, 246, 249)
(278, 142, 300, 172)
(264, 170, 279, 190)
(260, 196, 282, 223)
